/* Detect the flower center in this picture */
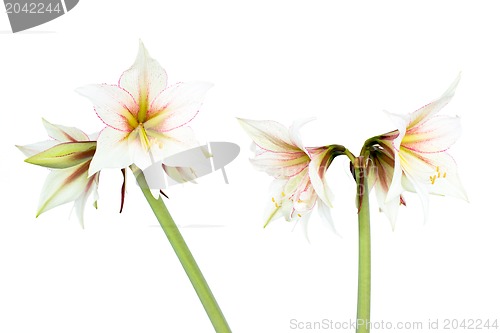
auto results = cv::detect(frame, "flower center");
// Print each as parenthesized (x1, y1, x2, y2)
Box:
(138, 123, 152, 151)
(429, 166, 446, 185)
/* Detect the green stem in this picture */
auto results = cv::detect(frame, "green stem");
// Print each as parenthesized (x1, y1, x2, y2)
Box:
(131, 165, 231, 333)
(354, 157, 371, 333)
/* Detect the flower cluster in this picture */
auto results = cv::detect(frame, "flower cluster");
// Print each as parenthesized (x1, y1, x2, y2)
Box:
(18, 41, 212, 226)
(239, 75, 467, 230)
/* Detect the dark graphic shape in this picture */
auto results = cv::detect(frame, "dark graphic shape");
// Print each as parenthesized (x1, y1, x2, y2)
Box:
(141, 142, 240, 189)
(4, 0, 79, 33)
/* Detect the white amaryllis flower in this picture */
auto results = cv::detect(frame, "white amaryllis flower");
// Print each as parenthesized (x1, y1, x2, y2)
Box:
(17, 119, 99, 227)
(365, 75, 467, 227)
(238, 118, 343, 232)
(76, 41, 213, 176)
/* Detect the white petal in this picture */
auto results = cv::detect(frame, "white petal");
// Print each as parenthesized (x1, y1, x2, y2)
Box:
(73, 174, 98, 228)
(408, 74, 461, 128)
(289, 117, 315, 153)
(16, 140, 58, 157)
(88, 127, 133, 175)
(152, 126, 200, 162)
(298, 211, 312, 243)
(76, 84, 138, 131)
(119, 40, 168, 108)
(400, 149, 467, 201)
(250, 150, 309, 179)
(146, 82, 213, 132)
(37, 162, 91, 217)
(317, 199, 340, 236)
(374, 180, 400, 230)
(42, 118, 89, 142)
(402, 115, 461, 153)
(403, 172, 430, 223)
(237, 118, 300, 153)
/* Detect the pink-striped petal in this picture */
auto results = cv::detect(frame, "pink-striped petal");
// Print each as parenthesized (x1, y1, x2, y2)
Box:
(250, 150, 309, 179)
(238, 118, 300, 153)
(76, 84, 138, 131)
(146, 81, 213, 132)
(402, 115, 461, 153)
(408, 74, 460, 128)
(118, 41, 167, 113)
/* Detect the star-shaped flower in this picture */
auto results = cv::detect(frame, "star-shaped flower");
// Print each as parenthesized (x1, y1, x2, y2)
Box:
(76, 41, 212, 176)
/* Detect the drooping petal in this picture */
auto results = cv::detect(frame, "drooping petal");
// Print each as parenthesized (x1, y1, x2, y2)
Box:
(317, 199, 339, 236)
(408, 74, 461, 128)
(75, 84, 138, 131)
(118, 41, 168, 115)
(308, 148, 334, 207)
(42, 118, 89, 142)
(237, 118, 301, 153)
(373, 179, 400, 230)
(400, 149, 467, 201)
(146, 82, 213, 131)
(25, 142, 96, 169)
(37, 161, 92, 217)
(402, 115, 461, 153)
(73, 174, 98, 228)
(88, 127, 133, 175)
(384, 111, 410, 202)
(250, 150, 309, 179)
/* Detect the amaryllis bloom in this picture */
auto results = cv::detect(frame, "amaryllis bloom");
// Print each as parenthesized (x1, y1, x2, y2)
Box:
(17, 119, 99, 227)
(76, 41, 213, 176)
(364, 75, 467, 227)
(238, 118, 344, 232)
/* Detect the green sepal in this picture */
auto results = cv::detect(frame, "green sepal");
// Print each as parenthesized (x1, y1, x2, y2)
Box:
(25, 141, 96, 169)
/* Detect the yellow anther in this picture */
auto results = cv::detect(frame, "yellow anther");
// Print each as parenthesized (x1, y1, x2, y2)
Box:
(274, 202, 279, 208)
(438, 172, 441, 178)
(431, 175, 436, 185)
(443, 172, 447, 178)
(429, 176, 433, 182)
(281, 192, 285, 197)
(272, 197, 275, 203)
(436, 166, 440, 172)
(298, 214, 302, 217)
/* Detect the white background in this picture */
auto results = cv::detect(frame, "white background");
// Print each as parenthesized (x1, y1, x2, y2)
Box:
(1, 1, 499, 332)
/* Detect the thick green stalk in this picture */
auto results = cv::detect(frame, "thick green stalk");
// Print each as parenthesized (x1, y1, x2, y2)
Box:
(354, 157, 371, 333)
(131, 165, 231, 333)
